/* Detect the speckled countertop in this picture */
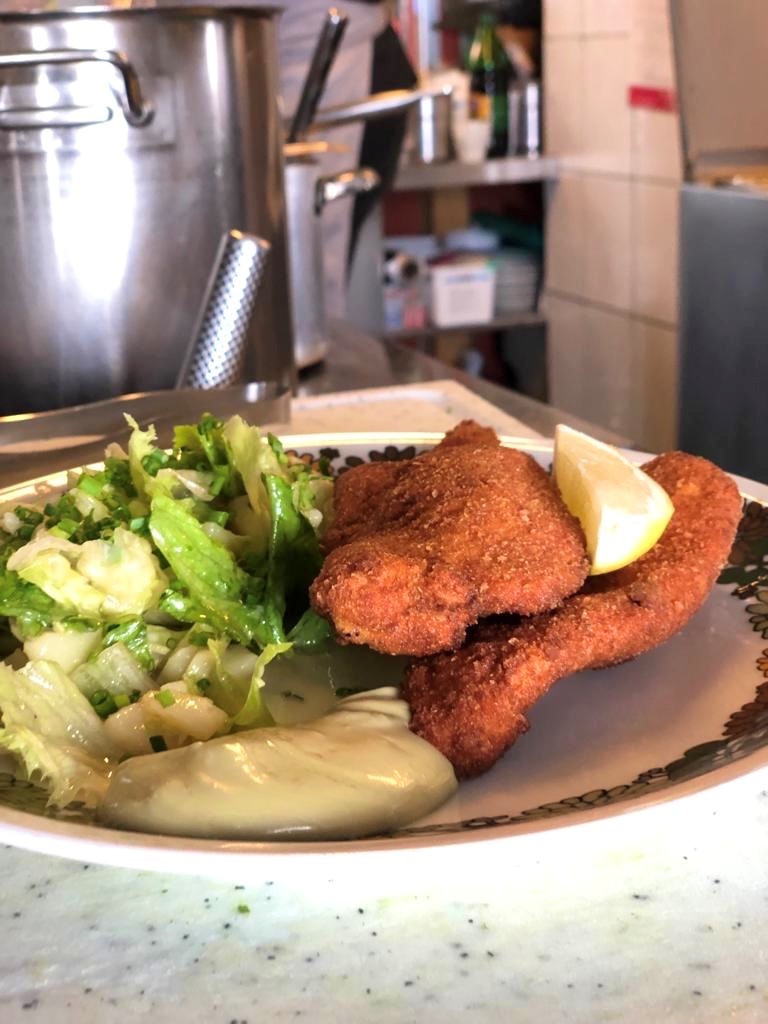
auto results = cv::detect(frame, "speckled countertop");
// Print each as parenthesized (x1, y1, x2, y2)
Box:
(0, 332, 765, 1022)
(1, 770, 768, 1023)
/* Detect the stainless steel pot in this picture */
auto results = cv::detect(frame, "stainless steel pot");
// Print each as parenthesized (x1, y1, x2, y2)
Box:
(285, 156, 379, 369)
(0, 2, 293, 415)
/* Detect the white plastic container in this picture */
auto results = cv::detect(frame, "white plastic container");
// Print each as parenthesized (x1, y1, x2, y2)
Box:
(429, 261, 497, 327)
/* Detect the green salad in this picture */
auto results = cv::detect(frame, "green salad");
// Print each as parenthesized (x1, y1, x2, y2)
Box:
(0, 413, 337, 810)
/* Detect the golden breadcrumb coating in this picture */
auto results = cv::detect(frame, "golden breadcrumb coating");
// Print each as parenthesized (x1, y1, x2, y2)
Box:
(403, 451, 743, 777)
(310, 421, 589, 655)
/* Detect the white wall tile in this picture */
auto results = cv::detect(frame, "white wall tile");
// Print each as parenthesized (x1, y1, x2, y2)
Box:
(631, 180, 680, 324)
(631, 108, 683, 182)
(581, 175, 633, 311)
(543, 0, 584, 38)
(584, 0, 632, 36)
(581, 36, 632, 174)
(544, 174, 587, 297)
(543, 37, 584, 163)
(633, 319, 679, 451)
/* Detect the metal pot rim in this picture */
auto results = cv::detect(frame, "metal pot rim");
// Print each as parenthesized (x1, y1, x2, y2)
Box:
(0, 1, 281, 17)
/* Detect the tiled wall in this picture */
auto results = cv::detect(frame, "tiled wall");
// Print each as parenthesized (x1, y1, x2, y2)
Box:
(542, 0, 681, 451)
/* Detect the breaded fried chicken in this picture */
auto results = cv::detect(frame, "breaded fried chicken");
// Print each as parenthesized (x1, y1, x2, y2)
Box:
(402, 451, 743, 777)
(310, 421, 590, 656)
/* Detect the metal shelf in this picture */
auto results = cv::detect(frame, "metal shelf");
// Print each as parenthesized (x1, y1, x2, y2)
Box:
(380, 311, 544, 341)
(393, 156, 558, 191)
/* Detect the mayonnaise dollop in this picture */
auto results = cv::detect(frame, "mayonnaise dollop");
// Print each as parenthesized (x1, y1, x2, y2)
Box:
(97, 688, 457, 840)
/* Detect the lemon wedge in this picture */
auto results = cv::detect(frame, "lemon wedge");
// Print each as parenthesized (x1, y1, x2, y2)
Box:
(553, 424, 674, 575)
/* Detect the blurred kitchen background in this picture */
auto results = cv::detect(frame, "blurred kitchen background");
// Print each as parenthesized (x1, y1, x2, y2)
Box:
(347, 0, 767, 477)
(352, 0, 685, 454)
(2, 0, 765, 478)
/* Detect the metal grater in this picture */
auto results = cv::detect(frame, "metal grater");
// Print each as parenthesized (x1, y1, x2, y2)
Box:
(177, 230, 271, 389)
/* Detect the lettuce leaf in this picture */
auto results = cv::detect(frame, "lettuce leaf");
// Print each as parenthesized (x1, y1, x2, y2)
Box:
(149, 493, 271, 646)
(23, 625, 102, 674)
(224, 417, 334, 542)
(222, 415, 282, 554)
(11, 543, 104, 619)
(287, 608, 332, 650)
(172, 413, 240, 499)
(126, 416, 164, 503)
(72, 642, 155, 699)
(0, 563, 64, 636)
(231, 642, 291, 728)
(263, 475, 324, 641)
(0, 660, 117, 808)
(98, 619, 182, 673)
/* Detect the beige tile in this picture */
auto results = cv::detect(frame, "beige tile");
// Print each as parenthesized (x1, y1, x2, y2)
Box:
(631, 107, 683, 182)
(543, 37, 584, 164)
(581, 36, 632, 174)
(579, 304, 643, 438)
(630, 0, 676, 87)
(584, 0, 632, 36)
(581, 175, 633, 311)
(545, 296, 644, 440)
(631, 180, 680, 324)
(544, 174, 587, 297)
(542, 293, 585, 413)
(633, 319, 679, 451)
(543, 0, 584, 37)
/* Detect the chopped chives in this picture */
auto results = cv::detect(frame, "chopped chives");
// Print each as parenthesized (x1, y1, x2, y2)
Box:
(77, 474, 104, 497)
(14, 507, 43, 525)
(50, 518, 79, 539)
(154, 690, 175, 708)
(142, 450, 170, 477)
(90, 690, 117, 719)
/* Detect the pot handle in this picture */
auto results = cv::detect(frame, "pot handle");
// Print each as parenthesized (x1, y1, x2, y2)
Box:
(0, 49, 153, 127)
(316, 168, 380, 213)
(310, 86, 452, 132)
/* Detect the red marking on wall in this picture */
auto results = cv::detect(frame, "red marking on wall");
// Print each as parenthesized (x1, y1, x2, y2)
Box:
(628, 85, 677, 113)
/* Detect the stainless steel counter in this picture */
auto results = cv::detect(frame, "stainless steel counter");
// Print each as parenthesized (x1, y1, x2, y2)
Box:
(300, 320, 630, 445)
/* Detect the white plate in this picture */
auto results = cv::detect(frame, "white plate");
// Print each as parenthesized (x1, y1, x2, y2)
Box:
(1, 431, 767, 877)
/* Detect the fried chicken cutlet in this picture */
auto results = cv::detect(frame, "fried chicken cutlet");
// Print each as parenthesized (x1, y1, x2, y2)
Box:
(310, 421, 590, 656)
(402, 451, 743, 777)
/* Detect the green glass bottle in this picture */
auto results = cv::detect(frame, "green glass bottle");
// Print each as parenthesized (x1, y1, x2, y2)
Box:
(467, 13, 513, 158)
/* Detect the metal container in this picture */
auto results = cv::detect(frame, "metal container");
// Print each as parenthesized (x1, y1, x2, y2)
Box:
(508, 80, 541, 158)
(285, 157, 378, 369)
(0, 2, 293, 415)
(407, 91, 453, 165)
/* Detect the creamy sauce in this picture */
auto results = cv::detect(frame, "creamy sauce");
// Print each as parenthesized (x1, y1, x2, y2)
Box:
(97, 688, 457, 841)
